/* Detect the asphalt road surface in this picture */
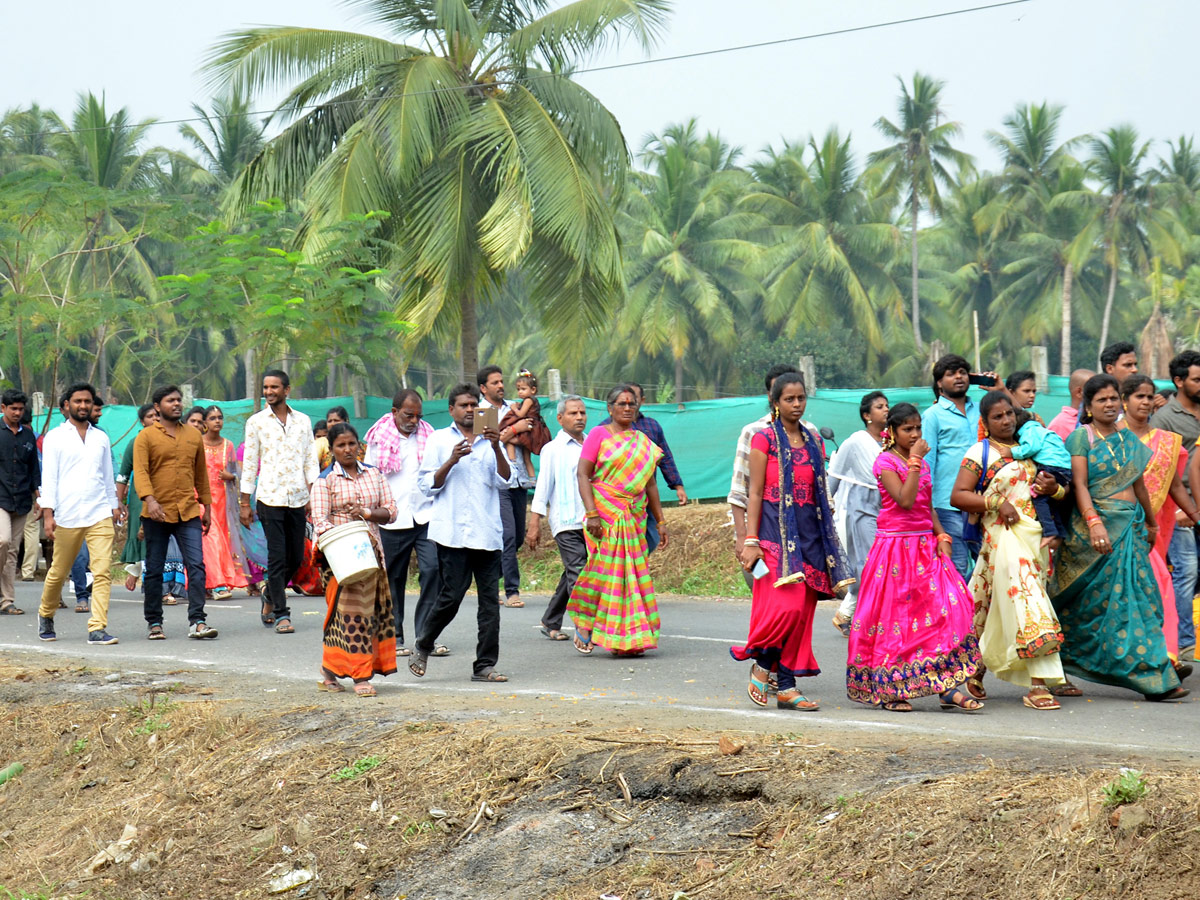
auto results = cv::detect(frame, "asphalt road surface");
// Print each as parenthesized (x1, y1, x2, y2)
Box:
(2, 580, 1196, 756)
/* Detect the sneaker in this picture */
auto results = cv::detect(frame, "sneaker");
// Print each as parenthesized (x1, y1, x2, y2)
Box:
(38, 616, 56, 641)
(87, 630, 119, 645)
(188, 621, 218, 640)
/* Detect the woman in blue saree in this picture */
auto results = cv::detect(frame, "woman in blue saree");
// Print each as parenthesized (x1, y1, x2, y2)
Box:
(1052, 374, 1187, 701)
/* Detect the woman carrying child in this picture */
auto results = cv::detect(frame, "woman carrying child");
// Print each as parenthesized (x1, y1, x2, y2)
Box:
(1050, 375, 1187, 701)
(845, 403, 982, 712)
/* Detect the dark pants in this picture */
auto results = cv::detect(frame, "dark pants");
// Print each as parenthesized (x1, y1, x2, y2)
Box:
(645, 516, 661, 556)
(542, 529, 587, 631)
(499, 487, 528, 598)
(418, 545, 501, 676)
(72, 546, 91, 602)
(379, 523, 440, 646)
(1031, 465, 1072, 540)
(143, 517, 207, 626)
(257, 503, 305, 621)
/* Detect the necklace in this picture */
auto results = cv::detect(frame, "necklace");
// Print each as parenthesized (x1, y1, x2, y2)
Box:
(1091, 425, 1129, 472)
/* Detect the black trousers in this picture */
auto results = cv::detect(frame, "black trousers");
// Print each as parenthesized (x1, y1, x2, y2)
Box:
(379, 523, 440, 646)
(542, 529, 587, 631)
(257, 502, 306, 621)
(417, 545, 501, 676)
(498, 487, 527, 598)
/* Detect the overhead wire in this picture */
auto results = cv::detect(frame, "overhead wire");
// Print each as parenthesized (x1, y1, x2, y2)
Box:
(5, 0, 1035, 141)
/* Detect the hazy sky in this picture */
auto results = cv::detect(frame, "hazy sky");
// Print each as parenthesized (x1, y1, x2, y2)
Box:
(4, 0, 1194, 172)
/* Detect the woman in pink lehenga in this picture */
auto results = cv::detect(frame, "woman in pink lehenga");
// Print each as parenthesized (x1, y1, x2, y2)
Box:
(846, 403, 982, 712)
(200, 406, 252, 599)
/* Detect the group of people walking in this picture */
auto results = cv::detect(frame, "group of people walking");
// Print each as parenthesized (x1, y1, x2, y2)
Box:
(2, 341, 1196, 714)
(733, 343, 1196, 714)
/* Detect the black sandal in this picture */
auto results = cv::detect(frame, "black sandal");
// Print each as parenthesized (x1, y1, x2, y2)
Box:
(260, 601, 275, 627)
(274, 618, 294, 634)
(409, 649, 428, 678)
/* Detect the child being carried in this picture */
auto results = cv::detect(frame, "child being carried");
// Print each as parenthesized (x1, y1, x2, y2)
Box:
(1010, 408, 1072, 548)
(500, 369, 551, 473)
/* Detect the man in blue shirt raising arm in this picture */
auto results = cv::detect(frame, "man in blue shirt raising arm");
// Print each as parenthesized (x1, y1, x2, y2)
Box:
(922, 355, 1001, 580)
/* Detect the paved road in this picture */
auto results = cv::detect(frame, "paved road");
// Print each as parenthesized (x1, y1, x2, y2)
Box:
(3, 580, 1196, 756)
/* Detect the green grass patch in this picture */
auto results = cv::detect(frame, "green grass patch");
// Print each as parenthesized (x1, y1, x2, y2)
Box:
(331, 756, 382, 782)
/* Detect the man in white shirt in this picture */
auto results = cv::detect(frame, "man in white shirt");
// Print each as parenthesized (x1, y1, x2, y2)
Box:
(412, 384, 512, 682)
(239, 369, 318, 635)
(36, 382, 122, 645)
(478, 365, 533, 608)
(363, 388, 446, 657)
(525, 395, 588, 641)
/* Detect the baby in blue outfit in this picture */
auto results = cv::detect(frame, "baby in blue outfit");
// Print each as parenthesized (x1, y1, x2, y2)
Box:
(1011, 408, 1072, 540)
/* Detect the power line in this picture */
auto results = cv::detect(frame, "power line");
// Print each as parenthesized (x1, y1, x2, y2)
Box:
(6, 0, 1034, 141)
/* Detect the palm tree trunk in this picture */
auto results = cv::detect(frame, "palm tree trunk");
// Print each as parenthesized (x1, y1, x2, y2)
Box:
(16, 317, 28, 393)
(910, 188, 923, 353)
(243, 347, 256, 404)
(425, 358, 434, 398)
(1060, 262, 1073, 376)
(1098, 262, 1118, 368)
(461, 290, 479, 380)
(98, 331, 109, 401)
(325, 358, 336, 397)
(674, 356, 684, 406)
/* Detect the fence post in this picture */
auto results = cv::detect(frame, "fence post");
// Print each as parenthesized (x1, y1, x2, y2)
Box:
(1031, 346, 1049, 393)
(799, 356, 817, 396)
(547, 369, 562, 401)
(31, 392, 45, 418)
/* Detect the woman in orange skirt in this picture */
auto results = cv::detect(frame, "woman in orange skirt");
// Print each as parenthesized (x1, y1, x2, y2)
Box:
(311, 423, 398, 697)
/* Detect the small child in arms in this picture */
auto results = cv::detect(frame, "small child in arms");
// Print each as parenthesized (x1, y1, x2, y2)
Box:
(1010, 408, 1072, 548)
(503, 369, 547, 473)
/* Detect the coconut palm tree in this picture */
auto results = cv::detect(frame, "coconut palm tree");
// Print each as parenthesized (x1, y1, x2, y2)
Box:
(615, 122, 758, 403)
(1088, 125, 1182, 363)
(205, 0, 671, 375)
(869, 73, 973, 353)
(744, 130, 902, 378)
(179, 92, 266, 190)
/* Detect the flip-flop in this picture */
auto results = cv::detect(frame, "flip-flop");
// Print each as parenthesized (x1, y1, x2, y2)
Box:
(1048, 681, 1083, 697)
(573, 633, 593, 655)
(353, 682, 378, 697)
(471, 668, 509, 682)
(747, 665, 769, 707)
(540, 626, 569, 641)
(318, 672, 345, 693)
(75, 602, 90, 614)
(502, 596, 525, 608)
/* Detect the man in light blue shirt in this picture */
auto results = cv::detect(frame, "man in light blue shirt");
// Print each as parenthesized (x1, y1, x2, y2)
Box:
(525, 395, 588, 641)
(922, 354, 999, 579)
(412, 384, 513, 683)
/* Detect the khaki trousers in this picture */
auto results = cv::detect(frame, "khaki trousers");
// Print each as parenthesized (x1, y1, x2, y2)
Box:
(0, 509, 28, 604)
(38, 519, 114, 633)
(20, 510, 40, 579)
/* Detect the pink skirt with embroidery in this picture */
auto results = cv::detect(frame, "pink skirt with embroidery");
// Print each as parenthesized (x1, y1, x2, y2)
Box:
(846, 530, 980, 704)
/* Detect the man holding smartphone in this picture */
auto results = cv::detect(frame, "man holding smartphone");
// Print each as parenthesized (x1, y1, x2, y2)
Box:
(412, 384, 514, 683)
(921, 355, 1000, 579)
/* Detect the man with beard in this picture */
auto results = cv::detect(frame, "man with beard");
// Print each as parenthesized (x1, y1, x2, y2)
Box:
(1152, 350, 1200, 661)
(36, 383, 121, 644)
(921, 355, 1000, 580)
(364, 388, 447, 658)
(134, 385, 218, 641)
(68, 391, 107, 615)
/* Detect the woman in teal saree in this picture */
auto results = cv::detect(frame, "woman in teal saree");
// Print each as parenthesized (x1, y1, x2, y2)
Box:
(1052, 374, 1187, 701)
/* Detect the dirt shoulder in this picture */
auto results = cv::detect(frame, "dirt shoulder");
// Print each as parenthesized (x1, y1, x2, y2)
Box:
(1, 660, 1197, 900)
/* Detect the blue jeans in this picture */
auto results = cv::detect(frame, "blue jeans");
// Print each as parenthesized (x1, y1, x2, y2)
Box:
(645, 516, 661, 556)
(71, 546, 91, 602)
(143, 517, 208, 627)
(936, 508, 972, 582)
(1168, 526, 1197, 651)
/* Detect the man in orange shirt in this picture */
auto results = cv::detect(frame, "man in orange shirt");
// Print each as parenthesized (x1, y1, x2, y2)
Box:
(133, 385, 217, 641)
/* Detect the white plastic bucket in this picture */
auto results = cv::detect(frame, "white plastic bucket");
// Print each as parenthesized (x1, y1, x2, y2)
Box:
(317, 521, 378, 586)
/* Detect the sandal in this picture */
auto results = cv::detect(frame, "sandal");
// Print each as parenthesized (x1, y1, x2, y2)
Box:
(747, 664, 769, 707)
(260, 602, 275, 627)
(1048, 680, 1083, 697)
(939, 688, 984, 711)
(0, 602, 25, 616)
(396, 646, 413, 657)
(164, 596, 179, 606)
(274, 618, 294, 634)
(147, 623, 165, 641)
(1145, 686, 1190, 702)
(502, 596, 525, 608)
(831, 613, 852, 638)
(213, 588, 233, 600)
(409, 649, 428, 677)
(353, 681, 378, 697)
(75, 601, 90, 614)
(431, 644, 450, 657)
(1022, 687, 1060, 710)
(471, 668, 509, 682)
(1174, 662, 1193, 681)
(318, 670, 344, 693)
(882, 700, 914, 712)
(776, 690, 820, 711)
(573, 631, 593, 655)
(247, 583, 263, 597)
(966, 672, 987, 701)
(540, 626, 569, 641)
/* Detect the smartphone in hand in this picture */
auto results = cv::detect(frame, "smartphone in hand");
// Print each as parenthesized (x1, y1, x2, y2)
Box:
(968, 373, 997, 387)
(751, 559, 770, 580)
(473, 405, 499, 435)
